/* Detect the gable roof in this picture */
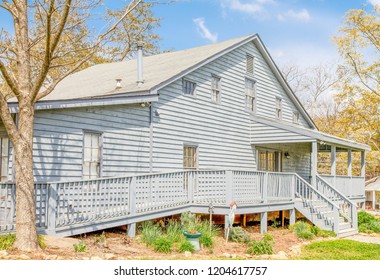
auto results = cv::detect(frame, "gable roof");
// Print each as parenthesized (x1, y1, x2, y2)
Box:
(8, 34, 316, 128)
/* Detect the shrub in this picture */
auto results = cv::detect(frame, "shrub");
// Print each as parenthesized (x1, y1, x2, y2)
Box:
(178, 240, 195, 253)
(289, 221, 315, 240)
(246, 234, 274, 255)
(73, 241, 87, 252)
(153, 237, 172, 253)
(271, 219, 281, 228)
(228, 226, 250, 243)
(140, 221, 162, 246)
(358, 211, 380, 233)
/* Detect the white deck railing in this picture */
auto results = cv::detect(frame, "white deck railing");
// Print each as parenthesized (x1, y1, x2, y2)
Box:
(0, 170, 353, 235)
(319, 175, 365, 198)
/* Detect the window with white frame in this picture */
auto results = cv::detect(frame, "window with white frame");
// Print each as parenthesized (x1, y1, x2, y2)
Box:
(83, 132, 102, 179)
(246, 54, 254, 75)
(0, 137, 9, 182)
(182, 79, 196, 95)
(293, 111, 299, 124)
(275, 97, 282, 120)
(245, 78, 256, 112)
(211, 75, 221, 103)
(183, 145, 197, 169)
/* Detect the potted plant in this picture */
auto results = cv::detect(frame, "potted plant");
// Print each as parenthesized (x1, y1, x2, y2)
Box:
(183, 230, 202, 251)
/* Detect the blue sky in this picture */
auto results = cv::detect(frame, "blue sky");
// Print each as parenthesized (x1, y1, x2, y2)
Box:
(143, 0, 379, 68)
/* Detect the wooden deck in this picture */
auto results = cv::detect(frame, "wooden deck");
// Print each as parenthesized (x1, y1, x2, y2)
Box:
(0, 170, 361, 237)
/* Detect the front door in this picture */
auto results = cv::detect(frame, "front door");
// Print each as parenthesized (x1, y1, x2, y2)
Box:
(258, 150, 282, 172)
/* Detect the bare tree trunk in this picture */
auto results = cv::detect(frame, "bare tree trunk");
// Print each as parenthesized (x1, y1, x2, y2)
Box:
(13, 102, 38, 251)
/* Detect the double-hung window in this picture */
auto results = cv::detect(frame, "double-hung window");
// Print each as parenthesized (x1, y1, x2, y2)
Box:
(182, 79, 196, 95)
(183, 145, 197, 169)
(275, 97, 282, 120)
(83, 132, 102, 179)
(245, 78, 256, 113)
(0, 137, 9, 182)
(211, 75, 221, 103)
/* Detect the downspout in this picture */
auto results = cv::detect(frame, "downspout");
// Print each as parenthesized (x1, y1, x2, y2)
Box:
(149, 103, 153, 173)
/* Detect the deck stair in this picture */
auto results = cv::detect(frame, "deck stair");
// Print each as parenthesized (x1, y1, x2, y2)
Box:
(294, 174, 358, 237)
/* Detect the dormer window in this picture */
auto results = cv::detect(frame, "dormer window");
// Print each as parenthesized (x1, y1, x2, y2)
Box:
(275, 97, 282, 120)
(246, 54, 254, 76)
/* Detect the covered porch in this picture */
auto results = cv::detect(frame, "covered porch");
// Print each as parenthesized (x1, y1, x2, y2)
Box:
(250, 118, 370, 203)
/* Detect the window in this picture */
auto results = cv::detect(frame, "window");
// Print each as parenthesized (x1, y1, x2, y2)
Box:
(246, 54, 254, 75)
(245, 79, 256, 112)
(183, 145, 197, 169)
(258, 150, 282, 172)
(182, 79, 196, 95)
(0, 137, 9, 182)
(293, 111, 299, 124)
(211, 75, 221, 103)
(83, 132, 102, 179)
(275, 97, 282, 120)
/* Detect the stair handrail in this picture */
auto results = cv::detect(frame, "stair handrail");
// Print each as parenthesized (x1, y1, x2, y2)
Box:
(316, 175, 357, 226)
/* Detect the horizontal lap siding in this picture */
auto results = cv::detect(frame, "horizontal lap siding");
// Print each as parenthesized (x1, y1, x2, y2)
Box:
(250, 122, 313, 143)
(153, 44, 257, 171)
(33, 105, 150, 181)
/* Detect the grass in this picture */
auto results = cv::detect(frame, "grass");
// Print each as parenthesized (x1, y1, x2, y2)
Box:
(0, 234, 46, 250)
(298, 240, 380, 260)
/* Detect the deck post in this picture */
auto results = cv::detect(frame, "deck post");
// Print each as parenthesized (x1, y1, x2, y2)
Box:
(128, 176, 137, 238)
(263, 172, 268, 203)
(333, 206, 340, 234)
(331, 145, 336, 186)
(311, 141, 318, 187)
(47, 183, 58, 235)
(373, 190, 376, 210)
(289, 209, 296, 225)
(260, 212, 267, 234)
(225, 170, 234, 204)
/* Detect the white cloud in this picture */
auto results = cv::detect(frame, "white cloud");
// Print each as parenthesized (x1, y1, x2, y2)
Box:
(277, 9, 311, 22)
(368, 0, 380, 6)
(193, 18, 218, 43)
(221, 0, 276, 16)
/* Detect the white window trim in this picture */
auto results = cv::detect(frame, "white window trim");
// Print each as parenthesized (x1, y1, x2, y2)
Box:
(246, 54, 254, 76)
(182, 78, 197, 96)
(245, 78, 256, 113)
(275, 97, 282, 120)
(211, 75, 222, 104)
(82, 130, 103, 179)
(293, 111, 300, 124)
(183, 144, 198, 169)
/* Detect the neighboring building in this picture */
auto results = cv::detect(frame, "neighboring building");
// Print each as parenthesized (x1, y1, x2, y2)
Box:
(0, 34, 371, 237)
(365, 177, 380, 209)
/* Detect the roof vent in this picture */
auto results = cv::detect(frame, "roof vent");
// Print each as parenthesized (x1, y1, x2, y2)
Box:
(116, 79, 122, 89)
(137, 41, 144, 86)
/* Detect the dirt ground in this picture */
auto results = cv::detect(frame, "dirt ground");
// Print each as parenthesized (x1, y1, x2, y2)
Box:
(0, 226, 315, 260)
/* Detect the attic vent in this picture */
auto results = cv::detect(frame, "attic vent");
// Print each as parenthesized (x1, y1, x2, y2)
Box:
(246, 54, 254, 75)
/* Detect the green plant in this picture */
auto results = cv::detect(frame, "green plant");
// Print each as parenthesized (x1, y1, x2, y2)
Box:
(140, 221, 162, 246)
(0, 234, 16, 250)
(228, 226, 251, 243)
(289, 221, 315, 240)
(180, 212, 197, 230)
(178, 240, 195, 253)
(271, 219, 281, 228)
(200, 234, 213, 248)
(166, 220, 183, 243)
(0, 234, 46, 250)
(153, 237, 172, 253)
(246, 234, 274, 255)
(357, 211, 380, 233)
(94, 232, 107, 245)
(73, 241, 87, 252)
(358, 211, 376, 224)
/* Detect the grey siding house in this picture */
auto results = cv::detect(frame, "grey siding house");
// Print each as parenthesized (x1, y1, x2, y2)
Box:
(0, 34, 370, 237)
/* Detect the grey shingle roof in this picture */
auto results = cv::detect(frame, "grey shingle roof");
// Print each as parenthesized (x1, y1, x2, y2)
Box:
(41, 35, 254, 101)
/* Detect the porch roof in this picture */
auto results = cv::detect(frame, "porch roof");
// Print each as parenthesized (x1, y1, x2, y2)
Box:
(366, 177, 380, 191)
(250, 116, 371, 151)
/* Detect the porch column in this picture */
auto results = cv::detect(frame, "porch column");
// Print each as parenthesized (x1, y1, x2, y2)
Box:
(373, 190, 376, 210)
(289, 209, 296, 225)
(361, 151, 366, 177)
(311, 141, 318, 187)
(331, 145, 336, 186)
(347, 149, 352, 176)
